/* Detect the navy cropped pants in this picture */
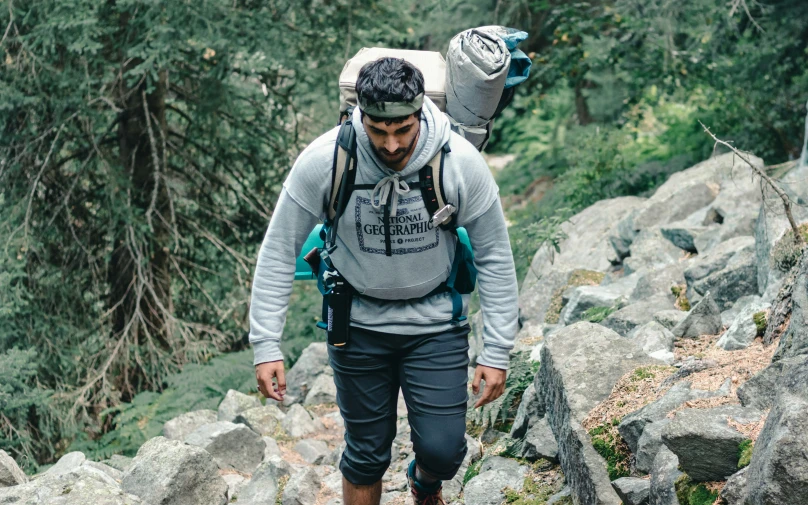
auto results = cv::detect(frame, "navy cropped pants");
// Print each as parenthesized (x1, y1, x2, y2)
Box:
(327, 324, 471, 485)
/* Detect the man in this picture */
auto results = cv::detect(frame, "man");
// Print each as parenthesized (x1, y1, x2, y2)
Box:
(249, 57, 518, 505)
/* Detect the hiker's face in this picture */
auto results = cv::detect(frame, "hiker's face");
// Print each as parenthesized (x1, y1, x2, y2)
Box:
(362, 113, 420, 169)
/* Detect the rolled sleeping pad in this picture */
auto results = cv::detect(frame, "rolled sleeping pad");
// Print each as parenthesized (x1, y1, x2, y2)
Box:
(294, 224, 473, 280)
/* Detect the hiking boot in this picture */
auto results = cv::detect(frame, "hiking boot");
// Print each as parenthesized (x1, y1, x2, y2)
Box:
(406, 459, 446, 505)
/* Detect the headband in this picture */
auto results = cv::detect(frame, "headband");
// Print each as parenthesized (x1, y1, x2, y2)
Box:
(357, 93, 424, 118)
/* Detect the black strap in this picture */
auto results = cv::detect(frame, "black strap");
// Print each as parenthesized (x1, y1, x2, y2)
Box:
(418, 142, 453, 231)
(327, 119, 358, 251)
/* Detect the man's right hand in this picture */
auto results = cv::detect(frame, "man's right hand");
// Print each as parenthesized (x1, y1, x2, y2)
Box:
(256, 360, 286, 402)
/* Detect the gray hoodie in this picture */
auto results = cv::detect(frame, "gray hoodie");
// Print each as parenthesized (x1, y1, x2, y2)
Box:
(249, 96, 518, 369)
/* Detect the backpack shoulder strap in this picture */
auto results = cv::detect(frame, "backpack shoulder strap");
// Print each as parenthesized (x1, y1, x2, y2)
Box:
(418, 142, 454, 231)
(327, 116, 358, 223)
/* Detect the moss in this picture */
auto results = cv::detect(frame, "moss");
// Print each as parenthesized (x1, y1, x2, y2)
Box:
(672, 284, 691, 311)
(588, 420, 631, 480)
(771, 224, 808, 273)
(582, 305, 617, 323)
(463, 459, 482, 485)
(753, 311, 768, 337)
(631, 367, 656, 381)
(544, 269, 606, 324)
(738, 439, 754, 469)
(675, 474, 719, 505)
(503, 473, 559, 505)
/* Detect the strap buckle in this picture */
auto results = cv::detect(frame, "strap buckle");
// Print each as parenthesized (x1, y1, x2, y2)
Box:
(431, 204, 456, 227)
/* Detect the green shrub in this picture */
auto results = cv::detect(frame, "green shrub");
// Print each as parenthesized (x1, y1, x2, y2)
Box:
(753, 312, 768, 337)
(588, 420, 631, 480)
(468, 351, 541, 431)
(675, 474, 719, 505)
(771, 225, 808, 273)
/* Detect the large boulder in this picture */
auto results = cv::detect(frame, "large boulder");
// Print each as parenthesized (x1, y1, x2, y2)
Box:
(629, 321, 675, 364)
(611, 477, 650, 505)
(282, 466, 321, 505)
(559, 284, 628, 325)
(628, 264, 687, 305)
(162, 409, 218, 441)
(510, 383, 542, 439)
(46, 451, 86, 476)
(0, 469, 143, 504)
(514, 417, 559, 463)
(281, 404, 325, 438)
(671, 292, 722, 338)
(774, 253, 808, 360)
(744, 355, 808, 504)
(661, 406, 764, 482)
(0, 450, 28, 486)
(536, 322, 659, 505)
(520, 197, 646, 322)
(121, 436, 228, 505)
(217, 389, 261, 422)
(183, 421, 265, 473)
(463, 457, 528, 505)
(235, 404, 286, 436)
(283, 342, 330, 406)
(683, 236, 758, 310)
(635, 419, 671, 474)
(304, 373, 337, 406)
(736, 358, 804, 411)
(720, 467, 749, 505)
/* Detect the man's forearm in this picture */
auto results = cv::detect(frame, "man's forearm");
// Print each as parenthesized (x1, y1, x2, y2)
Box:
(249, 188, 320, 365)
(463, 199, 519, 370)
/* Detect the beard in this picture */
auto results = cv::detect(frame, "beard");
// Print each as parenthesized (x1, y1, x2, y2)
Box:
(371, 130, 419, 167)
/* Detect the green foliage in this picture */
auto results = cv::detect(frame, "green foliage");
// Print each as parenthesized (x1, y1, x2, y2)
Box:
(582, 305, 617, 323)
(588, 420, 631, 480)
(632, 367, 656, 381)
(675, 474, 720, 505)
(738, 439, 754, 469)
(463, 459, 483, 485)
(66, 349, 257, 461)
(753, 312, 768, 338)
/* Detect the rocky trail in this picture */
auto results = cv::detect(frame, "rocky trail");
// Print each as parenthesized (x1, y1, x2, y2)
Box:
(3, 151, 808, 505)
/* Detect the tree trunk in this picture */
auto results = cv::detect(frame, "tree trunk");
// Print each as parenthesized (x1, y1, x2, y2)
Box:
(575, 80, 594, 126)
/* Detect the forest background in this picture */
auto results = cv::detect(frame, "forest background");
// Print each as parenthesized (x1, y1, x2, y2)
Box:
(1, 0, 806, 473)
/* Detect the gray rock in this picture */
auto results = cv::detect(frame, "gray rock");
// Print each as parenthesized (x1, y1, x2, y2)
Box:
(463, 463, 527, 505)
(304, 374, 337, 406)
(649, 446, 682, 505)
(161, 409, 217, 441)
(263, 436, 283, 459)
(660, 224, 707, 252)
(546, 486, 573, 504)
(0, 470, 143, 504)
(282, 466, 321, 505)
(235, 404, 286, 436)
(323, 470, 343, 495)
(121, 436, 227, 505)
(99, 455, 133, 472)
(516, 417, 558, 462)
(635, 419, 671, 474)
(217, 389, 261, 422)
(720, 467, 748, 505)
(536, 322, 658, 505)
(736, 358, 800, 410)
(442, 434, 483, 502)
(611, 210, 642, 262)
(520, 197, 646, 323)
(611, 477, 650, 505)
(0, 449, 28, 486)
(184, 421, 265, 473)
(510, 383, 539, 439)
(560, 284, 627, 325)
(293, 439, 330, 465)
(684, 236, 758, 310)
(624, 229, 684, 276)
(282, 404, 325, 438)
(659, 362, 726, 390)
(629, 264, 686, 305)
(222, 473, 249, 503)
(775, 252, 808, 360)
(720, 294, 762, 327)
(653, 310, 687, 330)
(632, 180, 718, 232)
(745, 355, 808, 504)
(661, 406, 763, 481)
(283, 342, 329, 406)
(716, 301, 770, 350)
(47, 451, 86, 476)
(480, 456, 524, 474)
(671, 292, 722, 338)
(238, 455, 292, 505)
(619, 381, 730, 454)
(82, 460, 123, 482)
(629, 322, 675, 356)
(601, 297, 671, 336)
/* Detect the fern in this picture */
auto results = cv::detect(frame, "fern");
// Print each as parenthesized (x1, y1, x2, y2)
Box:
(469, 351, 540, 431)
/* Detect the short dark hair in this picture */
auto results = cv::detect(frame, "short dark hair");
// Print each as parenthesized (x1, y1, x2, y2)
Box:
(356, 57, 424, 124)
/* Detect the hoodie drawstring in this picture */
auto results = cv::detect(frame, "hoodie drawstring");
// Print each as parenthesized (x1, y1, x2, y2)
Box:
(371, 174, 410, 256)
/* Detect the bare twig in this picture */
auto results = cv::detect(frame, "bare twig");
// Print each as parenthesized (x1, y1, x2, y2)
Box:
(728, 0, 764, 33)
(142, 91, 161, 233)
(700, 121, 804, 245)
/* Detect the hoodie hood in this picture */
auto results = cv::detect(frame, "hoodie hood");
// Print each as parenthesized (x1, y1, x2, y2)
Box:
(352, 95, 452, 180)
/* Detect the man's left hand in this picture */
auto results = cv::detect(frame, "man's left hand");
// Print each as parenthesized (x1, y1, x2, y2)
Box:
(471, 365, 506, 408)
